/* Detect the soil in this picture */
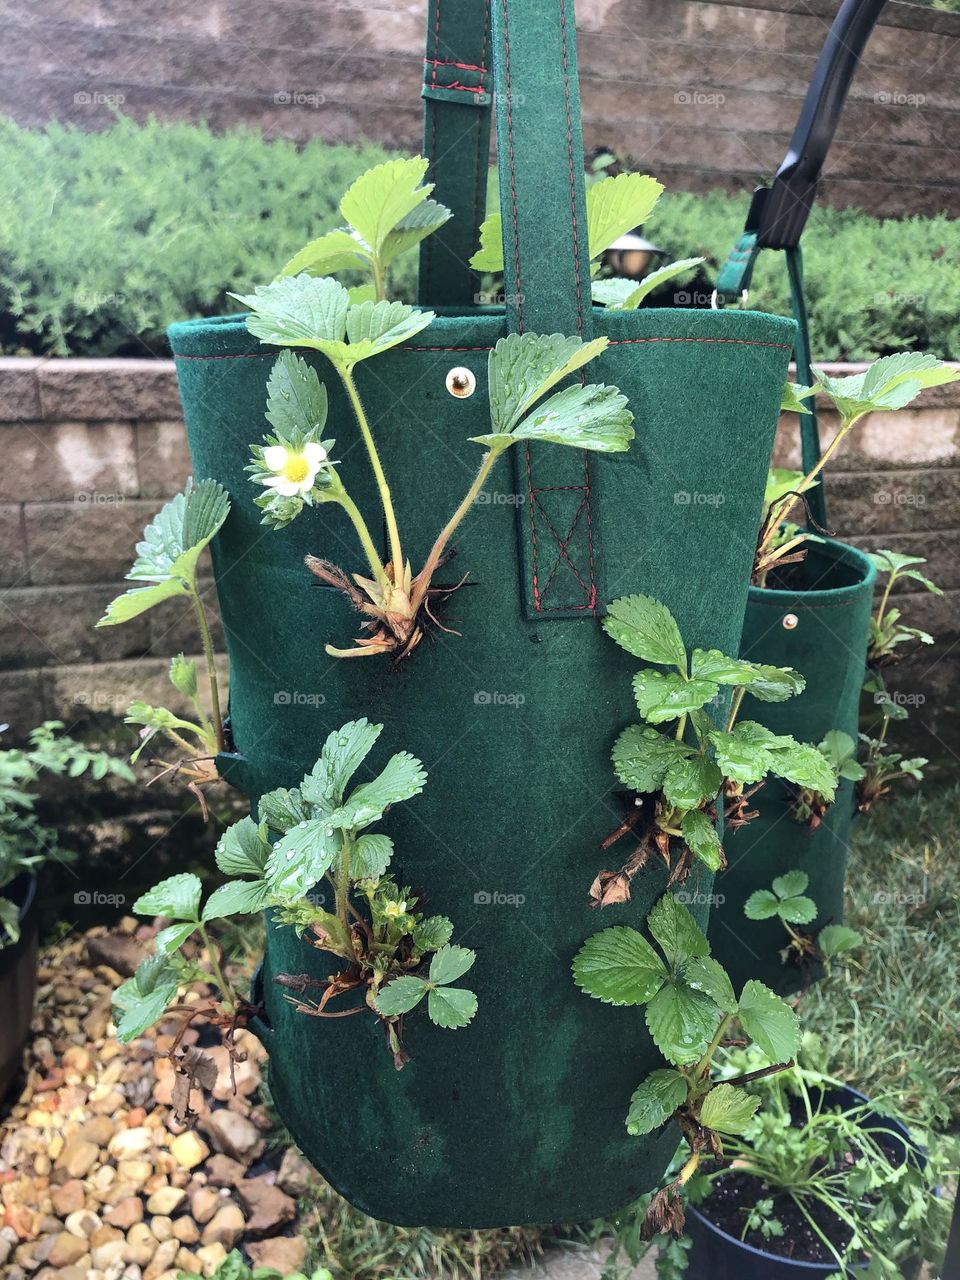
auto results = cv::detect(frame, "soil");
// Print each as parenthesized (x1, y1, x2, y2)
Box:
(695, 1168, 857, 1265)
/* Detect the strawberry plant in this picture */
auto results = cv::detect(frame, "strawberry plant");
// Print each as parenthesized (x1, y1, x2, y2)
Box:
(867, 549, 942, 667)
(95, 478, 230, 808)
(744, 869, 861, 974)
(111, 720, 477, 1115)
(788, 730, 865, 827)
(857, 681, 928, 813)
(593, 595, 836, 902)
(573, 893, 801, 1238)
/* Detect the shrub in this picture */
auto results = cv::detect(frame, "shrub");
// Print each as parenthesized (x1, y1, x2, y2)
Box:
(1, 115, 958, 359)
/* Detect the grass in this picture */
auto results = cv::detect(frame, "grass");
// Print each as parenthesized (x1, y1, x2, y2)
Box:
(804, 782, 960, 1131)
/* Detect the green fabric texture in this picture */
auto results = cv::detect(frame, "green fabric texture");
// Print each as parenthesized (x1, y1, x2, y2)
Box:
(169, 303, 794, 1226)
(418, 0, 492, 308)
(712, 538, 876, 995)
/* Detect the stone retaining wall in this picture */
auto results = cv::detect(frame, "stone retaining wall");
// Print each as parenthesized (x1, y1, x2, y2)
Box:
(4, 0, 960, 216)
(1, 356, 957, 759)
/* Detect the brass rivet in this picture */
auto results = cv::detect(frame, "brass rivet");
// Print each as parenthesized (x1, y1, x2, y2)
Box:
(783, 613, 799, 630)
(445, 366, 476, 398)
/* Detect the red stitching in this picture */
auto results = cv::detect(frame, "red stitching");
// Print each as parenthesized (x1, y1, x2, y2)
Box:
(470, 1, 491, 246)
(559, 0, 584, 339)
(172, 334, 795, 362)
(429, 82, 490, 95)
(431, 0, 441, 88)
(425, 58, 488, 72)
(524, 444, 542, 610)
(499, 0, 523, 334)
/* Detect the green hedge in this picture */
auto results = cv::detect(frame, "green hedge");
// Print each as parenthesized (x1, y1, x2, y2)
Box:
(2, 116, 958, 360)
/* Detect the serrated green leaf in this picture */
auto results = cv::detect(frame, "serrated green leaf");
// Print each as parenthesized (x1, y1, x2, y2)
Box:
(381, 198, 452, 266)
(646, 979, 722, 1065)
(632, 671, 718, 725)
(469, 211, 504, 271)
(202, 879, 272, 921)
(709, 722, 792, 785)
(744, 889, 781, 921)
(427, 985, 478, 1029)
(487, 332, 610, 437)
(169, 654, 198, 700)
(585, 173, 664, 258)
(335, 751, 427, 829)
(428, 944, 476, 986)
(648, 894, 710, 968)
(279, 228, 370, 278)
(134, 873, 202, 922)
(603, 595, 687, 671)
(737, 980, 801, 1063)
(350, 833, 393, 880)
(258, 786, 310, 834)
(593, 257, 704, 310)
(215, 816, 270, 878)
(699, 1082, 761, 1135)
(472, 381, 634, 454)
(153, 921, 197, 955)
(98, 576, 187, 625)
(114, 984, 179, 1042)
(339, 156, 433, 254)
(663, 754, 723, 810)
(411, 915, 453, 954)
(265, 820, 340, 897)
(740, 664, 806, 703)
(374, 975, 428, 1016)
(779, 895, 818, 925)
(308, 719, 383, 809)
(772, 869, 809, 899)
(683, 956, 737, 1012)
(611, 725, 694, 794)
(779, 385, 815, 415)
(342, 300, 434, 363)
(264, 349, 329, 438)
(232, 274, 350, 355)
(772, 741, 838, 799)
(573, 926, 667, 1006)
(818, 924, 863, 958)
(626, 1069, 688, 1135)
(681, 809, 724, 871)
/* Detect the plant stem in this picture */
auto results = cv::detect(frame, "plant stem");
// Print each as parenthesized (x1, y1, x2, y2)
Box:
(371, 257, 387, 303)
(190, 591, 225, 752)
(874, 568, 898, 636)
(330, 482, 391, 591)
(410, 447, 504, 613)
(198, 924, 235, 1012)
(695, 1013, 733, 1082)
(678, 1151, 701, 1186)
(162, 727, 205, 758)
(335, 834, 353, 953)
(341, 370, 404, 578)
(726, 687, 746, 733)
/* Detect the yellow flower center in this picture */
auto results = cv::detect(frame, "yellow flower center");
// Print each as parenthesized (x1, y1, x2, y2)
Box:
(384, 901, 406, 919)
(281, 454, 311, 484)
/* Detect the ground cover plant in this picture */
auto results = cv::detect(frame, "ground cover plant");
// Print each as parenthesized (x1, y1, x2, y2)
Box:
(2, 117, 958, 357)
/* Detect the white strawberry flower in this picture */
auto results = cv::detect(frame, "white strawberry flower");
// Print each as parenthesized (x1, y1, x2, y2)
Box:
(260, 441, 328, 497)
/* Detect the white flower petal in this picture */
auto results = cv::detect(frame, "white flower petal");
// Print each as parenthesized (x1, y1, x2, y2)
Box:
(268, 477, 302, 497)
(303, 441, 328, 466)
(263, 444, 288, 471)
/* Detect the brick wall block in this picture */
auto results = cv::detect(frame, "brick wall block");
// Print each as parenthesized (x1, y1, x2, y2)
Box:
(23, 499, 158, 586)
(0, 421, 139, 504)
(0, 359, 42, 423)
(37, 360, 182, 421)
(0, 584, 149, 667)
(0, 506, 27, 588)
(136, 421, 194, 499)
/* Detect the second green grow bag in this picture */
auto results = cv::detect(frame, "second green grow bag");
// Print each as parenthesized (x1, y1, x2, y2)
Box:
(169, 0, 794, 1228)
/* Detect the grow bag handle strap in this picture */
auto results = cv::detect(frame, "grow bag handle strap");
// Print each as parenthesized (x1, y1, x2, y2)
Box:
(715, 0, 887, 531)
(417, 0, 494, 308)
(491, 0, 600, 618)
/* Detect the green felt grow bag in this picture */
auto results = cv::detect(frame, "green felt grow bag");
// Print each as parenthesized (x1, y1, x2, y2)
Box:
(169, 0, 795, 1228)
(711, 537, 876, 995)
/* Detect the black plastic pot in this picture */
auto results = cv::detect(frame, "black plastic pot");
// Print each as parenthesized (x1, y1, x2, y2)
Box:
(0, 874, 39, 1101)
(685, 1086, 920, 1279)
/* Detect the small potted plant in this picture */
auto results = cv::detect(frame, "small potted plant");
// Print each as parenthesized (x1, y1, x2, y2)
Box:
(0, 721, 132, 1096)
(681, 1041, 948, 1279)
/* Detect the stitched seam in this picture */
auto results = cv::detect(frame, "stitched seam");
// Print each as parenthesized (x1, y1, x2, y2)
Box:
(537, 493, 589, 600)
(425, 57, 488, 71)
(470, 1, 491, 259)
(500, 0, 523, 334)
(171, 335, 794, 362)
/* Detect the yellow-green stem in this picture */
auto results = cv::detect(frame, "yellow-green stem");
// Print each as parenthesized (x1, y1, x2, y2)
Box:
(875, 569, 897, 636)
(695, 1012, 733, 1081)
(199, 924, 235, 1012)
(411, 447, 504, 613)
(331, 481, 391, 591)
(726, 687, 746, 733)
(341, 370, 404, 576)
(190, 591, 224, 752)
